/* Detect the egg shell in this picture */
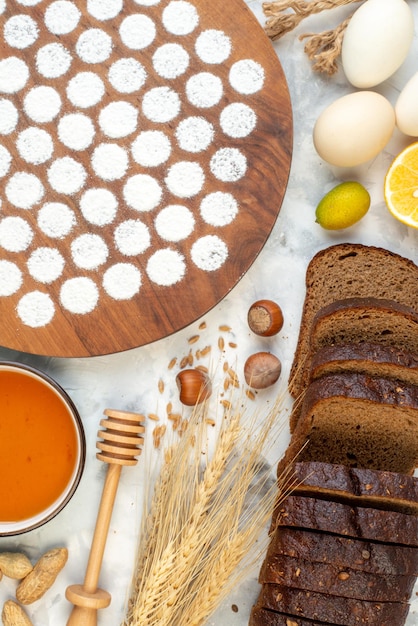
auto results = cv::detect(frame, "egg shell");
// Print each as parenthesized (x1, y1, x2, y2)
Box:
(341, 0, 414, 89)
(396, 72, 418, 137)
(313, 91, 395, 168)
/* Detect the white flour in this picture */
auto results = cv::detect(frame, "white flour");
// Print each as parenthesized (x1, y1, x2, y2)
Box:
(0, 145, 12, 177)
(108, 58, 147, 94)
(0, 216, 33, 252)
(153, 43, 189, 79)
(123, 174, 162, 211)
(162, 1, 199, 35)
(200, 192, 238, 227)
(66, 72, 105, 108)
(103, 263, 141, 299)
(4, 14, 39, 49)
(0, 99, 18, 134)
(191, 235, 228, 271)
(24, 86, 61, 122)
(119, 14, 156, 50)
(114, 219, 151, 255)
(99, 101, 138, 138)
(37, 202, 76, 239)
(91, 144, 129, 181)
(44, 1, 80, 35)
(220, 103, 257, 138)
(195, 30, 231, 64)
(47, 157, 87, 194)
(27, 247, 65, 283)
(0, 57, 29, 93)
(36, 43, 72, 78)
(165, 161, 204, 198)
(0, 0, 270, 330)
(17, 291, 55, 327)
(87, 0, 122, 21)
(146, 249, 186, 286)
(76, 29, 112, 64)
(16, 127, 54, 164)
(142, 86, 181, 123)
(58, 113, 95, 150)
(155, 205, 195, 242)
(131, 130, 171, 167)
(80, 189, 118, 226)
(0, 261, 22, 296)
(6, 172, 44, 209)
(60, 277, 99, 314)
(175, 116, 214, 152)
(210, 147, 247, 182)
(71, 234, 109, 270)
(185, 72, 223, 108)
(229, 59, 265, 95)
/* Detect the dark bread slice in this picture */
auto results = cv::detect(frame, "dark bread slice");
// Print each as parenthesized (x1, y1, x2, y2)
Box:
(290, 297, 418, 431)
(289, 244, 418, 402)
(281, 372, 418, 475)
(273, 495, 418, 546)
(309, 342, 418, 387)
(259, 552, 416, 601)
(255, 585, 410, 625)
(250, 605, 338, 626)
(266, 527, 418, 575)
(281, 461, 418, 515)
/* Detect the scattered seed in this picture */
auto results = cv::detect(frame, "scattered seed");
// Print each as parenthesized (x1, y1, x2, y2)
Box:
(245, 389, 256, 400)
(188, 334, 200, 344)
(218, 336, 225, 351)
(221, 399, 231, 410)
(219, 324, 231, 332)
(338, 571, 350, 580)
(229, 342, 237, 348)
(168, 357, 177, 370)
(199, 321, 207, 330)
(166, 402, 173, 415)
(148, 413, 160, 422)
(195, 365, 209, 373)
(205, 418, 216, 427)
(158, 379, 164, 393)
(200, 346, 211, 357)
(153, 425, 166, 448)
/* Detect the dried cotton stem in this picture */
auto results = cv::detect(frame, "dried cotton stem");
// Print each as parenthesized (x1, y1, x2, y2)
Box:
(300, 16, 351, 74)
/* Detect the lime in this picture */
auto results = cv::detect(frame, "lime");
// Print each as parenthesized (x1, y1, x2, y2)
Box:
(315, 181, 370, 230)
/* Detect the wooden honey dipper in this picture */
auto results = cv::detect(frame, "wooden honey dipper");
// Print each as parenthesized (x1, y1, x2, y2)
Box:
(66, 408, 145, 626)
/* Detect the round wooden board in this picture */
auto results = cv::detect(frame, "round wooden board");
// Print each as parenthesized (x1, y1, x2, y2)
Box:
(0, 0, 292, 357)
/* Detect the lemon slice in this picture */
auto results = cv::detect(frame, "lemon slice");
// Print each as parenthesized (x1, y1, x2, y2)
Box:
(384, 142, 418, 228)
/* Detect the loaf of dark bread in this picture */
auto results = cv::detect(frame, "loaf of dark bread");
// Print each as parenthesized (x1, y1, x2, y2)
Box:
(281, 461, 418, 515)
(310, 342, 418, 387)
(281, 372, 418, 475)
(290, 297, 418, 431)
(273, 495, 418, 546)
(249, 605, 336, 626)
(254, 585, 410, 625)
(289, 244, 418, 402)
(260, 552, 416, 601)
(266, 527, 418, 575)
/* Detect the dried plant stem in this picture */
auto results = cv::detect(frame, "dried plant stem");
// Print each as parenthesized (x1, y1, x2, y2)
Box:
(300, 16, 351, 74)
(263, 0, 361, 41)
(124, 391, 289, 626)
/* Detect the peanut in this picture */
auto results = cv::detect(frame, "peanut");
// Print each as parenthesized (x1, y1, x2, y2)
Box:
(2, 600, 33, 626)
(0, 553, 33, 580)
(16, 548, 68, 605)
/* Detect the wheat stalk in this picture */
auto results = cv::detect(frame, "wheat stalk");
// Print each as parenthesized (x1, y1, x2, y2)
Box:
(124, 388, 289, 626)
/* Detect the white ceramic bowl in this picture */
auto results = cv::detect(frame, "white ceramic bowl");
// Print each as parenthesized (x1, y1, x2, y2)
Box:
(0, 361, 86, 536)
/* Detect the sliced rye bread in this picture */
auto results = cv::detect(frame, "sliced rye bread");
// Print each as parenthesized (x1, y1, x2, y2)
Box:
(273, 495, 418, 546)
(290, 297, 418, 431)
(288, 243, 418, 403)
(280, 461, 418, 515)
(309, 342, 418, 387)
(250, 605, 341, 626)
(259, 552, 416, 601)
(281, 372, 418, 475)
(266, 527, 418, 575)
(254, 585, 410, 626)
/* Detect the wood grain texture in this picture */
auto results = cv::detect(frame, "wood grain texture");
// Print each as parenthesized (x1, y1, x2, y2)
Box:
(0, 0, 292, 356)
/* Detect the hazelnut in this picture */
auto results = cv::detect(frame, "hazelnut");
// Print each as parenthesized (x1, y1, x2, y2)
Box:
(247, 299, 283, 337)
(244, 352, 281, 389)
(176, 369, 212, 406)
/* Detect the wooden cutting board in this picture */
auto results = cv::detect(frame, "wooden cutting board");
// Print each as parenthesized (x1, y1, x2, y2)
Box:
(0, 0, 292, 356)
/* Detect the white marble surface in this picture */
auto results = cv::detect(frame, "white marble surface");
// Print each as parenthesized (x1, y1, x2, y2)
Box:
(1, 1, 418, 625)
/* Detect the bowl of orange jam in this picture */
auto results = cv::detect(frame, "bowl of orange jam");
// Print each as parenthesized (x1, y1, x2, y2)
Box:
(0, 361, 86, 535)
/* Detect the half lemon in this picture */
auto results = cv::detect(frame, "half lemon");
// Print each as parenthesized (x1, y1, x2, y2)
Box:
(384, 142, 418, 228)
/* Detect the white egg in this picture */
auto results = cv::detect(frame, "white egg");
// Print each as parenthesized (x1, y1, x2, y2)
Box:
(313, 91, 395, 168)
(396, 72, 418, 137)
(341, 0, 414, 88)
